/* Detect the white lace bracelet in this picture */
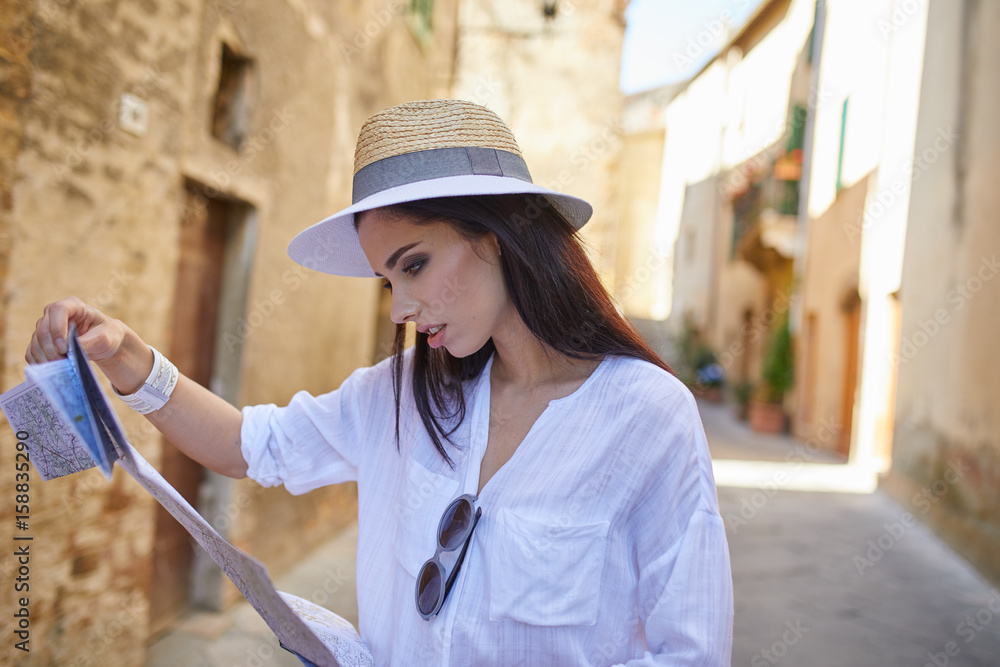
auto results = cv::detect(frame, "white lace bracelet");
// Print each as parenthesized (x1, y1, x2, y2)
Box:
(112, 346, 179, 414)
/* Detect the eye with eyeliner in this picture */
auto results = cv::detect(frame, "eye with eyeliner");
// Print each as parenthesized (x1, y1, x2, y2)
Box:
(401, 255, 426, 277)
(381, 255, 425, 290)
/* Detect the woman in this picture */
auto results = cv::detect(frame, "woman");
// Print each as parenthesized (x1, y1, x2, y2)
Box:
(27, 100, 733, 665)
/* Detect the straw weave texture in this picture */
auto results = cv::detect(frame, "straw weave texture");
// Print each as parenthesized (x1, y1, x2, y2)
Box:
(354, 99, 523, 174)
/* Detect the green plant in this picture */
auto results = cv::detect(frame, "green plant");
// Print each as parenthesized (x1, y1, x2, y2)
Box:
(732, 381, 754, 406)
(758, 315, 794, 404)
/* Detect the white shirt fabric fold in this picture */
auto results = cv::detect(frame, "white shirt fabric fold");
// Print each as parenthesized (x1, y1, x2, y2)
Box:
(241, 350, 733, 666)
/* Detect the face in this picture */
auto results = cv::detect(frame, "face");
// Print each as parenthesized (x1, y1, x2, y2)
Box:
(356, 208, 509, 358)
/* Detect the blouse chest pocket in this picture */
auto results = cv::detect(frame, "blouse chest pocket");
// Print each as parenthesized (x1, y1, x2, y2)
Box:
(393, 457, 460, 579)
(488, 507, 610, 627)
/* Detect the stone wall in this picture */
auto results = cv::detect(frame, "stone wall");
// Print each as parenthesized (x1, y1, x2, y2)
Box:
(0, 0, 457, 664)
(450, 0, 627, 283)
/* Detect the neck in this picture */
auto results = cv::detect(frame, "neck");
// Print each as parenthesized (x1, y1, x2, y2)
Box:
(488, 308, 598, 390)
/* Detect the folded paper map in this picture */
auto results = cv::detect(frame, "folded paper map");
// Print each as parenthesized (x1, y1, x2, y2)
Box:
(0, 327, 374, 667)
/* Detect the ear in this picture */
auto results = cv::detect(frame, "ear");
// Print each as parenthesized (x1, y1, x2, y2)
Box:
(486, 232, 502, 258)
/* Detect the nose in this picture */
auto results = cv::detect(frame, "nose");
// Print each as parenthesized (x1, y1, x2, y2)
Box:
(389, 289, 418, 325)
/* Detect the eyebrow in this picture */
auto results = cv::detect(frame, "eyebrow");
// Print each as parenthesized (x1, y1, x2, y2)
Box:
(377, 242, 420, 276)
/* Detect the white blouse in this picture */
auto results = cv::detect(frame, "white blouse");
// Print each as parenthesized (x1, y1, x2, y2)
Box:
(241, 349, 733, 666)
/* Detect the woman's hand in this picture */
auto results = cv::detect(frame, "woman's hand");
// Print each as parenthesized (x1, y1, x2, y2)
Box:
(26, 296, 127, 364)
(24, 296, 248, 478)
(25, 297, 152, 395)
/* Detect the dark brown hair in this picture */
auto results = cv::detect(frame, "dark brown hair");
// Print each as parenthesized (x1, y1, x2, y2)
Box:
(358, 194, 673, 466)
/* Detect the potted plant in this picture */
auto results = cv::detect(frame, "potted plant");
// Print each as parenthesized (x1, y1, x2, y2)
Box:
(749, 316, 794, 434)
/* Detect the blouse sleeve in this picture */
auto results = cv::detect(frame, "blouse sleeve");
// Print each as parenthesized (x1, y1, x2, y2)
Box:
(620, 386, 734, 666)
(239, 357, 394, 495)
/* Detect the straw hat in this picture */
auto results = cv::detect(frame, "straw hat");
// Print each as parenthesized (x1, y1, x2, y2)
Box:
(287, 99, 593, 277)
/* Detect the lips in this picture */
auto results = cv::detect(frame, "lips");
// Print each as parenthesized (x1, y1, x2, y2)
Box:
(424, 324, 446, 348)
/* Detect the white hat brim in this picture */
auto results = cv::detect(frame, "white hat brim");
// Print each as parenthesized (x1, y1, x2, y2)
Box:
(288, 174, 593, 277)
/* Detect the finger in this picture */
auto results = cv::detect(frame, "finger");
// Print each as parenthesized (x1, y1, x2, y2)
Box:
(45, 300, 76, 355)
(26, 337, 47, 365)
(34, 310, 62, 361)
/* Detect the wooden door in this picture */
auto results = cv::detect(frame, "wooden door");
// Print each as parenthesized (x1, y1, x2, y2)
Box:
(149, 186, 227, 632)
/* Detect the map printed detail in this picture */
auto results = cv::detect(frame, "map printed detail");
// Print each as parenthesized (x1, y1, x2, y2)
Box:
(279, 594, 374, 667)
(0, 329, 374, 667)
(1, 359, 98, 480)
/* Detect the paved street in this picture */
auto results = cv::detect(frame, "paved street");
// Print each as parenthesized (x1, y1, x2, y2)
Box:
(702, 399, 1000, 667)
(147, 398, 1000, 667)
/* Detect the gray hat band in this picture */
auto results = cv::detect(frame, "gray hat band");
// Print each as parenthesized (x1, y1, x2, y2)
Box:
(352, 146, 533, 204)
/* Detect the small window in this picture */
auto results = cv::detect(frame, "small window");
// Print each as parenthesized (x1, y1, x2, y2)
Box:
(212, 44, 254, 150)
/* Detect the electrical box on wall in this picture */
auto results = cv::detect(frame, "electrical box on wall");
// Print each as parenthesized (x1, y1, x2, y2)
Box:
(118, 92, 149, 136)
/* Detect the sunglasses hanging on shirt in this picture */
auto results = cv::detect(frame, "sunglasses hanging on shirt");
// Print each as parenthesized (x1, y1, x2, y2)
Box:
(415, 494, 481, 620)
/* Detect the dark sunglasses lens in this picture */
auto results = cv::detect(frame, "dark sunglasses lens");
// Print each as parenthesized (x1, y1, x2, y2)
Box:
(417, 562, 443, 616)
(439, 500, 472, 550)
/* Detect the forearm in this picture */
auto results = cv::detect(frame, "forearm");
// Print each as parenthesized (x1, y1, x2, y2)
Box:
(99, 327, 248, 478)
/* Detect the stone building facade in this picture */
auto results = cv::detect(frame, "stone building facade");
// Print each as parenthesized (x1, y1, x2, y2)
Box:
(0, 0, 457, 664)
(450, 0, 628, 284)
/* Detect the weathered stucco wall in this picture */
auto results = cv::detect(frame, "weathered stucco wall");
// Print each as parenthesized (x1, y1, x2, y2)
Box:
(451, 0, 627, 284)
(2, 3, 202, 664)
(0, 0, 457, 664)
(885, 0, 1000, 587)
